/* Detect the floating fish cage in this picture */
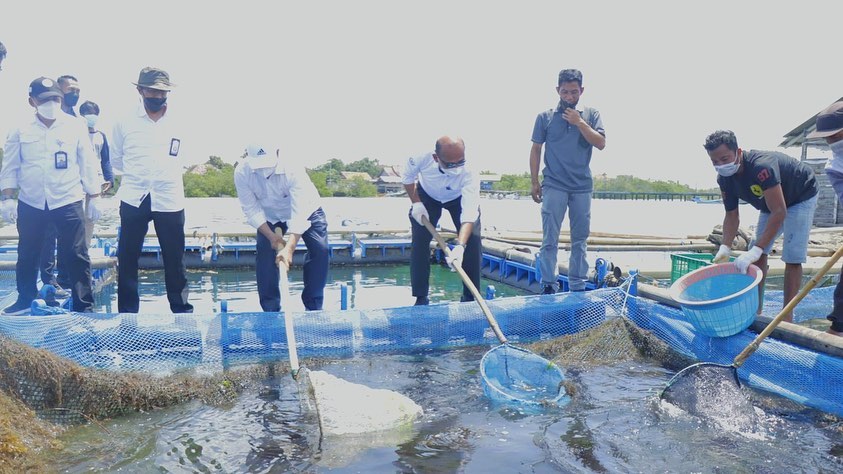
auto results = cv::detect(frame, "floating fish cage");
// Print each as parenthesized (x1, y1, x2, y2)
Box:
(0, 283, 842, 417)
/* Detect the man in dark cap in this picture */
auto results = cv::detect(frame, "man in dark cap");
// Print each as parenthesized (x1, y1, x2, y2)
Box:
(40, 74, 84, 298)
(807, 101, 843, 337)
(111, 67, 193, 313)
(0, 77, 103, 314)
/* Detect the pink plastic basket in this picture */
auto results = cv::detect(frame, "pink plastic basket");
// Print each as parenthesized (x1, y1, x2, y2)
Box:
(669, 263, 762, 337)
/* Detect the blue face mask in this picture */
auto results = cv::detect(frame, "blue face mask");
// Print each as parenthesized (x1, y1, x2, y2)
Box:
(715, 152, 740, 177)
(82, 114, 98, 129)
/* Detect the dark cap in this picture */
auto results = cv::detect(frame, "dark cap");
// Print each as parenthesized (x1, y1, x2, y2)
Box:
(28, 76, 63, 100)
(132, 66, 175, 91)
(807, 101, 843, 139)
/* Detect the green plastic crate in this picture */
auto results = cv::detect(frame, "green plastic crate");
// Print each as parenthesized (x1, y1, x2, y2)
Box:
(670, 252, 728, 283)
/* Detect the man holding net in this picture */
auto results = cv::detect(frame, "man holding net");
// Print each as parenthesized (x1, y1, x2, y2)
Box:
(403, 136, 481, 306)
(234, 143, 329, 311)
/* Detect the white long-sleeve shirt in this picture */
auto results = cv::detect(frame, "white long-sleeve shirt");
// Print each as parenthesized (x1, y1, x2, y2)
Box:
(401, 152, 480, 223)
(1, 113, 102, 210)
(234, 161, 322, 235)
(111, 103, 186, 211)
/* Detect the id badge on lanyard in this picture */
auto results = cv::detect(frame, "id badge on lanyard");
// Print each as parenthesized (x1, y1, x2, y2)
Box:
(54, 151, 68, 169)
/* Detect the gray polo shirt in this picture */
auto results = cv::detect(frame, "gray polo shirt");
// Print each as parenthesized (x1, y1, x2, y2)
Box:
(531, 104, 605, 192)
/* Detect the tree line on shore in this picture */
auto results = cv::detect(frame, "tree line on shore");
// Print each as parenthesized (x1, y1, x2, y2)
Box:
(0, 150, 716, 198)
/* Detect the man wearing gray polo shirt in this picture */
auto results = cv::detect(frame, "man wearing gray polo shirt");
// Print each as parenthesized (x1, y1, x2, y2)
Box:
(530, 69, 606, 294)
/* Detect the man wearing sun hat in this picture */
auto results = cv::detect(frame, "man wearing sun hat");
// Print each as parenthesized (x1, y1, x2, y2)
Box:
(111, 67, 194, 313)
(807, 100, 843, 337)
(0, 77, 103, 314)
(234, 143, 329, 311)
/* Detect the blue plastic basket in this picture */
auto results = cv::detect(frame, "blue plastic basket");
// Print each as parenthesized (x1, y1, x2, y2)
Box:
(669, 263, 762, 337)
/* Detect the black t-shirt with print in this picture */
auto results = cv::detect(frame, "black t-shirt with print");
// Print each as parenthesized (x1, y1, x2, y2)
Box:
(717, 149, 818, 213)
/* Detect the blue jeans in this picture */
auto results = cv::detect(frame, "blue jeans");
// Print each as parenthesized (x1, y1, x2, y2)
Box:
(825, 170, 843, 330)
(256, 208, 329, 311)
(538, 186, 591, 291)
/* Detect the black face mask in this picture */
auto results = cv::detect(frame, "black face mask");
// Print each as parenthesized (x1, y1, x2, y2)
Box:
(64, 91, 80, 107)
(143, 96, 167, 112)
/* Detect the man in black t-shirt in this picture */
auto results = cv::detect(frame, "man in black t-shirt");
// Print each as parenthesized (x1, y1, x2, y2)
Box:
(705, 130, 818, 321)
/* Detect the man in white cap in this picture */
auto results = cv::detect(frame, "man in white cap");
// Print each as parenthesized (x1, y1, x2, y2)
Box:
(234, 144, 329, 311)
(111, 67, 193, 313)
(806, 100, 843, 337)
(0, 76, 103, 314)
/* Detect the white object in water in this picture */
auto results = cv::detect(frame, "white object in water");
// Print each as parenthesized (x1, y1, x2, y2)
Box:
(306, 370, 423, 436)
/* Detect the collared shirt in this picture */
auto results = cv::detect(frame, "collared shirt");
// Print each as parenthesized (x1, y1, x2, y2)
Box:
(1, 112, 102, 210)
(234, 160, 322, 235)
(111, 103, 186, 212)
(401, 151, 480, 223)
(89, 130, 114, 183)
(531, 102, 605, 193)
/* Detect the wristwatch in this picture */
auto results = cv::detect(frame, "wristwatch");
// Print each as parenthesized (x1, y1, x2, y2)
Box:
(0, 195, 12, 201)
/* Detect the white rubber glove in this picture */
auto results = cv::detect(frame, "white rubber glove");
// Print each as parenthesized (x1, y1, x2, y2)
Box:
(1, 199, 17, 224)
(713, 244, 731, 263)
(446, 243, 465, 271)
(411, 201, 429, 225)
(86, 197, 102, 222)
(734, 246, 763, 273)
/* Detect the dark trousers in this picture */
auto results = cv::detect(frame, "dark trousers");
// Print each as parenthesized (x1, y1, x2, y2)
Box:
(39, 224, 68, 286)
(117, 196, 193, 313)
(829, 268, 843, 332)
(16, 201, 93, 312)
(256, 208, 329, 311)
(410, 186, 481, 302)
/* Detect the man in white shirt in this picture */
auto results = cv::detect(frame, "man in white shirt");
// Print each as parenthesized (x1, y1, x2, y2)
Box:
(40, 74, 84, 297)
(403, 136, 481, 305)
(111, 67, 193, 313)
(0, 77, 103, 314)
(234, 143, 329, 311)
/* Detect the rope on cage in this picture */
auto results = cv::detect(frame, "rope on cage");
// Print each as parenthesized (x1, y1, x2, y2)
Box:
(620, 270, 638, 317)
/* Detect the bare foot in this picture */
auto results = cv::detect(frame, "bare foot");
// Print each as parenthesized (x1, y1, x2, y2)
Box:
(827, 327, 843, 337)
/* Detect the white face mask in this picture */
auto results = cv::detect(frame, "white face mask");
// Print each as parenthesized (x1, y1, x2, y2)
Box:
(714, 152, 740, 177)
(829, 140, 843, 158)
(82, 114, 99, 128)
(440, 165, 464, 177)
(36, 100, 61, 120)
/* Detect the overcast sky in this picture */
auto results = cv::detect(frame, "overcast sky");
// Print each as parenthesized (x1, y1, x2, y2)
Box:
(1, 0, 839, 189)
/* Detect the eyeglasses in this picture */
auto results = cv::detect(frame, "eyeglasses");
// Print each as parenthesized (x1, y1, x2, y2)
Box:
(439, 158, 466, 169)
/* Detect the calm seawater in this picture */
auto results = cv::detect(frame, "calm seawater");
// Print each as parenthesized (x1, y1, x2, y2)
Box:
(94, 266, 529, 314)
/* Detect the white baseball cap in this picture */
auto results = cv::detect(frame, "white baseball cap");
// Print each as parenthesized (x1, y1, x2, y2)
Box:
(245, 144, 277, 169)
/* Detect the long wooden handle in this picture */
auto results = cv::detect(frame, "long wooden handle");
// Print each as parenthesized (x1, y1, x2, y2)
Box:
(734, 243, 843, 367)
(421, 217, 507, 344)
(276, 228, 300, 374)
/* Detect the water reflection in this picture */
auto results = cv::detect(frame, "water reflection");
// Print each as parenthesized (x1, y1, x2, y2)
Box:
(93, 265, 528, 315)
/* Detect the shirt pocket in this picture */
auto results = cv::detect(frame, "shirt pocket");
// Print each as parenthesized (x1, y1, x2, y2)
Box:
(18, 132, 41, 160)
